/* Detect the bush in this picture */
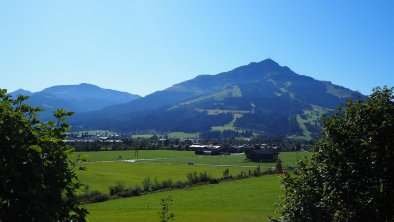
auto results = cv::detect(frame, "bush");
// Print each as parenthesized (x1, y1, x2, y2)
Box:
(223, 168, 230, 178)
(109, 182, 127, 196)
(173, 180, 186, 189)
(209, 178, 220, 184)
(128, 185, 142, 196)
(237, 171, 248, 179)
(78, 190, 109, 203)
(186, 172, 199, 184)
(253, 167, 261, 176)
(142, 176, 152, 191)
(198, 171, 211, 182)
(161, 179, 173, 189)
(152, 177, 162, 191)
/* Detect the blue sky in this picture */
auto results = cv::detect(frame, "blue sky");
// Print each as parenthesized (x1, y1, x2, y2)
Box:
(1, 0, 393, 96)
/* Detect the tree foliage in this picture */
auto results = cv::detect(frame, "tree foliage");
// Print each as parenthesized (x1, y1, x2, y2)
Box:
(160, 196, 175, 222)
(279, 87, 394, 222)
(0, 90, 87, 221)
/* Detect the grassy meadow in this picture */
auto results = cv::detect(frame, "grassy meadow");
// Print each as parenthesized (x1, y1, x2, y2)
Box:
(75, 150, 311, 221)
(85, 175, 282, 222)
(76, 150, 195, 162)
(76, 150, 311, 165)
(77, 162, 250, 194)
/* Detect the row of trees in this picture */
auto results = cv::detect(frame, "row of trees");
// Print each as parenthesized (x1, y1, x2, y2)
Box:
(70, 136, 310, 152)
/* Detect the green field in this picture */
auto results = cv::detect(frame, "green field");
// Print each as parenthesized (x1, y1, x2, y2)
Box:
(77, 162, 250, 193)
(85, 175, 282, 222)
(69, 130, 118, 136)
(131, 134, 162, 139)
(76, 150, 195, 162)
(75, 150, 311, 166)
(76, 150, 311, 221)
(137, 151, 310, 168)
(166, 132, 200, 138)
(76, 150, 311, 194)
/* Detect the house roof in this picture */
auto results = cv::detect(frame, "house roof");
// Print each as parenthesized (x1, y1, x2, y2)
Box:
(252, 149, 278, 155)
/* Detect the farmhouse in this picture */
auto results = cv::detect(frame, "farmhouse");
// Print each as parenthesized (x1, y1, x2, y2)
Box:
(190, 144, 221, 155)
(244, 148, 278, 162)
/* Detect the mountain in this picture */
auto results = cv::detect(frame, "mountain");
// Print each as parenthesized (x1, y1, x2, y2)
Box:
(10, 83, 141, 119)
(9, 89, 33, 97)
(70, 59, 360, 140)
(40, 83, 140, 112)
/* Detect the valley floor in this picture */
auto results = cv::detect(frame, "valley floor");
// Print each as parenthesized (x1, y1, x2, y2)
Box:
(85, 175, 281, 222)
(76, 150, 310, 221)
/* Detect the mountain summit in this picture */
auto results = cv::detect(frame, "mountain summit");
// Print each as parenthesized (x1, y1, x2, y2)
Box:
(10, 83, 140, 118)
(70, 59, 359, 139)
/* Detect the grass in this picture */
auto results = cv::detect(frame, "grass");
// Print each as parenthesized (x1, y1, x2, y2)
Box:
(75, 151, 311, 194)
(75, 150, 196, 162)
(69, 130, 118, 136)
(205, 109, 249, 115)
(84, 175, 282, 222)
(75, 151, 310, 220)
(177, 86, 243, 107)
(131, 134, 164, 139)
(324, 81, 352, 98)
(77, 162, 249, 194)
(75, 150, 311, 166)
(211, 113, 244, 132)
(138, 151, 310, 168)
(166, 132, 200, 138)
(292, 114, 312, 140)
(288, 105, 328, 140)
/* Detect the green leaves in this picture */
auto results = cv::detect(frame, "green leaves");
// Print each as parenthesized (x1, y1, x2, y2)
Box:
(29, 145, 42, 153)
(54, 109, 74, 122)
(0, 89, 87, 221)
(279, 86, 394, 222)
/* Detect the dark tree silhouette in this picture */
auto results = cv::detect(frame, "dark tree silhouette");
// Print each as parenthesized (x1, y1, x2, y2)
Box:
(0, 89, 87, 221)
(280, 87, 394, 222)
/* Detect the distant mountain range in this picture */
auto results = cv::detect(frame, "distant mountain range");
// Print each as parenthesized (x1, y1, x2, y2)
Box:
(10, 83, 140, 119)
(65, 59, 361, 140)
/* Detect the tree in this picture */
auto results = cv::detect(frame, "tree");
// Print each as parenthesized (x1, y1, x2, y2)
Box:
(275, 159, 283, 172)
(0, 90, 87, 221)
(279, 87, 394, 222)
(159, 196, 175, 222)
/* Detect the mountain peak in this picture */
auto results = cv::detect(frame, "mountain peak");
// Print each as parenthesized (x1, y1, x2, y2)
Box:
(260, 58, 278, 64)
(78, 83, 101, 88)
(70, 59, 359, 139)
(10, 89, 33, 97)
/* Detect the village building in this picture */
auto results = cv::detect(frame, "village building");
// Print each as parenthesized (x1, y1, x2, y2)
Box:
(244, 148, 279, 162)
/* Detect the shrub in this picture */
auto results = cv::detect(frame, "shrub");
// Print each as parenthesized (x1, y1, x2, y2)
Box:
(142, 176, 152, 191)
(198, 171, 211, 182)
(209, 178, 220, 184)
(78, 191, 109, 203)
(186, 172, 199, 184)
(223, 168, 230, 178)
(152, 177, 162, 191)
(161, 179, 173, 189)
(173, 180, 186, 189)
(109, 182, 127, 196)
(128, 185, 142, 196)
